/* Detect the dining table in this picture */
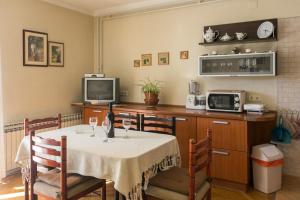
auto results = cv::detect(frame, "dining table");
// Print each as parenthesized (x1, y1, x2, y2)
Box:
(15, 124, 181, 200)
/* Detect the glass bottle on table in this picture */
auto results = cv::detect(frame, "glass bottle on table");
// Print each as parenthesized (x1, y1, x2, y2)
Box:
(107, 102, 115, 138)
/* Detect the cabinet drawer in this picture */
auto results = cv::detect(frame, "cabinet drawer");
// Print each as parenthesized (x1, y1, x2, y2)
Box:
(83, 108, 107, 124)
(211, 149, 248, 184)
(197, 118, 247, 152)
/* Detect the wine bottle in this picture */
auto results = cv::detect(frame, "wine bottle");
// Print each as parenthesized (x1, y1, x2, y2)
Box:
(107, 102, 115, 138)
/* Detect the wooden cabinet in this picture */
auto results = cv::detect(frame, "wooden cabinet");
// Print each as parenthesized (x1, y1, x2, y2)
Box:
(197, 117, 249, 188)
(197, 118, 247, 152)
(211, 149, 248, 184)
(172, 115, 197, 168)
(83, 107, 107, 124)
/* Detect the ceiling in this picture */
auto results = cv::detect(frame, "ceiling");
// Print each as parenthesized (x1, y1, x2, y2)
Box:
(41, 0, 216, 17)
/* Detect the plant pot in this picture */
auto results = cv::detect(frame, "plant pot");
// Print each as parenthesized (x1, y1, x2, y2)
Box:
(144, 92, 159, 106)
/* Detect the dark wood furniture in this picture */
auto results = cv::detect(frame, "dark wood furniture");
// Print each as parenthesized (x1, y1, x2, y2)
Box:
(199, 18, 278, 46)
(141, 114, 176, 135)
(114, 112, 140, 131)
(74, 103, 277, 191)
(29, 131, 106, 200)
(146, 129, 212, 200)
(24, 114, 62, 136)
(24, 114, 62, 200)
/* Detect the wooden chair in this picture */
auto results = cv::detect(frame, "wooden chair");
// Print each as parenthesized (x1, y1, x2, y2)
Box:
(114, 113, 140, 131)
(29, 130, 106, 200)
(140, 114, 176, 135)
(145, 129, 212, 200)
(24, 114, 62, 136)
(24, 114, 62, 200)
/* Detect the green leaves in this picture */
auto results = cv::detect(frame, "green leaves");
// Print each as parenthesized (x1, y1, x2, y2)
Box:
(139, 78, 161, 94)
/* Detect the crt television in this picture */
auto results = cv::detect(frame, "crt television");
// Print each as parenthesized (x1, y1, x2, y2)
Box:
(82, 77, 120, 104)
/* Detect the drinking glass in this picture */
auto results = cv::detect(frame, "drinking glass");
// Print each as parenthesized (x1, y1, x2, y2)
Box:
(89, 117, 98, 137)
(102, 118, 111, 143)
(122, 119, 131, 138)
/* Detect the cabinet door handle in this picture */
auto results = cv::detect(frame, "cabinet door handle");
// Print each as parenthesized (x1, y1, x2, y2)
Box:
(176, 117, 187, 121)
(93, 110, 102, 113)
(212, 150, 230, 156)
(213, 120, 229, 125)
(119, 112, 130, 116)
(144, 115, 157, 118)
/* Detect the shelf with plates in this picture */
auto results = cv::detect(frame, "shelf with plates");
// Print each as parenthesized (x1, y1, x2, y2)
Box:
(199, 18, 278, 46)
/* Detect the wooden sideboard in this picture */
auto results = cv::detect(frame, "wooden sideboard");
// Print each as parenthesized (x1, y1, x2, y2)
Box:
(72, 103, 277, 191)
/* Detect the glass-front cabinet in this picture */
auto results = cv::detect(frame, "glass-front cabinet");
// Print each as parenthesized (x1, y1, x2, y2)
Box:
(199, 52, 276, 76)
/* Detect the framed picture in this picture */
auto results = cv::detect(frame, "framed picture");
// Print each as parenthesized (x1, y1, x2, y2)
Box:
(134, 60, 140, 68)
(141, 54, 152, 66)
(48, 41, 64, 67)
(23, 29, 48, 66)
(158, 52, 169, 65)
(180, 51, 189, 59)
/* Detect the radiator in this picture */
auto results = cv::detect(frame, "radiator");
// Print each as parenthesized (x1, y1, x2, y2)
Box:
(4, 113, 82, 174)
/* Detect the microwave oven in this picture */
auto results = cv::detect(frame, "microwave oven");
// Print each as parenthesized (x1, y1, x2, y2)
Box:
(206, 90, 246, 113)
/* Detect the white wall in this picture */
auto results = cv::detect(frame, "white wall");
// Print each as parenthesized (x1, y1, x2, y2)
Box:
(101, 0, 300, 109)
(0, 0, 94, 123)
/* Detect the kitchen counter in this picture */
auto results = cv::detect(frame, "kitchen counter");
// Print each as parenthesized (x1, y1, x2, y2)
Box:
(72, 102, 277, 122)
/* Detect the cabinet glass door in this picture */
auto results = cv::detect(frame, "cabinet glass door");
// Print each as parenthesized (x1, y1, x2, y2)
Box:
(199, 52, 276, 76)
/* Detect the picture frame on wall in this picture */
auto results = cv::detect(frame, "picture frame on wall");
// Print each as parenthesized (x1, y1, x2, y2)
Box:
(141, 54, 152, 66)
(48, 41, 64, 67)
(23, 29, 48, 67)
(134, 60, 140, 68)
(158, 52, 169, 65)
(180, 51, 189, 59)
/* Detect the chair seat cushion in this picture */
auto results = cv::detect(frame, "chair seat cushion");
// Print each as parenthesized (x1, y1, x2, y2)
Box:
(37, 169, 89, 188)
(34, 176, 104, 199)
(149, 167, 207, 195)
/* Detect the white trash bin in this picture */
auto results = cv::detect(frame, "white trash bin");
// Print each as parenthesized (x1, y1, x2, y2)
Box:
(251, 144, 283, 194)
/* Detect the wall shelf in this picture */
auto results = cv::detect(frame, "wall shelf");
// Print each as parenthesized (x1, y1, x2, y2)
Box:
(200, 18, 278, 46)
(199, 38, 277, 46)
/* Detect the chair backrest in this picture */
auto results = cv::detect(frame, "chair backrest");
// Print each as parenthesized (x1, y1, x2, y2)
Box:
(140, 114, 176, 135)
(29, 131, 67, 199)
(24, 114, 62, 136)
(189, 129, 212, 200)
(114, 113, 140, 131)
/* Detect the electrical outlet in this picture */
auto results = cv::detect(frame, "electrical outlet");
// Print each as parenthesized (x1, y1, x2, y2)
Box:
(248, 94, 261, 102)
(120, 90, 129, 97)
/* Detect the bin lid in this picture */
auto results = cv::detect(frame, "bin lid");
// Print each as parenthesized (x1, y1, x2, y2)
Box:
(251, 144, 283, 162)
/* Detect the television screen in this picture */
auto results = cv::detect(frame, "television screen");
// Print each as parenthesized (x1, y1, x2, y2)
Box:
(86, 79, 114, 101)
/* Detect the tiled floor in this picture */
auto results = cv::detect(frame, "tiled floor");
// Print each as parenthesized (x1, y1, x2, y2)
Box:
(0, 174, 299, 200)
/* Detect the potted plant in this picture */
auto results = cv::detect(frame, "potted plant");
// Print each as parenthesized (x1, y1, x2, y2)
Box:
(139, 78, 161, 106)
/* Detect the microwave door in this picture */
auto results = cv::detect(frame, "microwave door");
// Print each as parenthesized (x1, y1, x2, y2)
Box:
(208, 94, 235, 110)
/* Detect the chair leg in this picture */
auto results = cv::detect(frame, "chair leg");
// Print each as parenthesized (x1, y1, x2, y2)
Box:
(24, 180, 29, 200)
(121, 195, 126, 200)
(102, 182, 106, 200)
(206, 188, 212, 200)
(115, 191, 119, 200)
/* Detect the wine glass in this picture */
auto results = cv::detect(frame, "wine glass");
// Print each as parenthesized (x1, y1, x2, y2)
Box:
(89, 117, 98, 137)
(122, 119, 131, 138)
(102, 118, 111, 143)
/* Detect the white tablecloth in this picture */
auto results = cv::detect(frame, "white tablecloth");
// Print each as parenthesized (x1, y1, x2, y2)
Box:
(15, 125, 180, 199)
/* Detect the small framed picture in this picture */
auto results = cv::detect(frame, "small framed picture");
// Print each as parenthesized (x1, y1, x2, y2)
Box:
(141, 54, 152, 66)
(48, 41, 64, 67)
(23, 29, 48, 67)
(158, 52, 169, 65)
(180, 51, 189, 59)
(134, 60, 140, 68)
